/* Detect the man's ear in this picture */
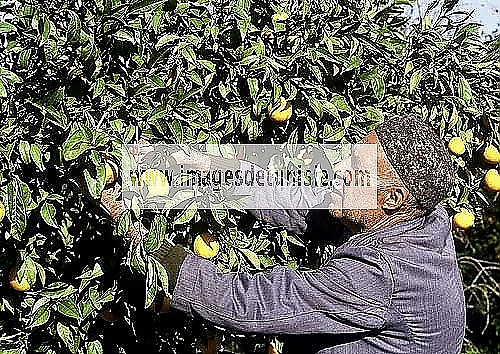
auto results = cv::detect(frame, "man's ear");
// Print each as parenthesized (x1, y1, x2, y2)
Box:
(382, 186, 408, 211)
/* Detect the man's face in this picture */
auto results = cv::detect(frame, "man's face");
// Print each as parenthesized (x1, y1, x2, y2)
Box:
(329, 131, 402, 231)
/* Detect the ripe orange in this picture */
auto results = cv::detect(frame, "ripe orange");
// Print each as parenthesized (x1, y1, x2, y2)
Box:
(9, 267, 30, 292)
(483, 146, 500, 164)
(453, 209, 474, 230)
(484, 169, 500, 192)
(0, 200, 5, 223)
(193, 234, 219, 259)
(105, 160, 119, 185)
(448, 137, 465, 155)
(267, 97, 292, 123)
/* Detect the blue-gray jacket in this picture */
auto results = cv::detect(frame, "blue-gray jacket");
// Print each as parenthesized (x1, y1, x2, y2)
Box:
(170, 204, 465, 354)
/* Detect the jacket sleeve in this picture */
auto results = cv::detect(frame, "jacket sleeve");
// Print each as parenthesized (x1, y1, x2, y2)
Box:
(232, 160, 334, 235)
(170, 246, 393, 335)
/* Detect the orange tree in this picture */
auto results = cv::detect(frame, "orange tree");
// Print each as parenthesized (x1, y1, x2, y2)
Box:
(0, 0, 499, 353)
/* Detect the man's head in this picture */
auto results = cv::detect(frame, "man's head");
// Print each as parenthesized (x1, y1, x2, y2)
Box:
(330, 114, 454, 233)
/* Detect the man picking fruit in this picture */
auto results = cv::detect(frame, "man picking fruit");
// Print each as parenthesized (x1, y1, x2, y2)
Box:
(100, 115, 465, 354)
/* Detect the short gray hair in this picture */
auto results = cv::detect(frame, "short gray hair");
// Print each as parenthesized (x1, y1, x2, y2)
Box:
(375, 114, 454, 213)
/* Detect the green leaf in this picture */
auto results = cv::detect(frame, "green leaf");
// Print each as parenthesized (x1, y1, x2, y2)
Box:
(247, 120, 259, 141)
(131, 0, 165, 13)
(30, 305, 51, 328)
(67, 10, 81, 42)
(57, 322, 76, 354)
(19, 140, 31, 164)
(449, 105, 459, 127)
(198, 60, 215, 72)
(151, 257, 169, 294)
(42, 282, 77, 299)
(19, 48, 31, 67)
(240, 248, 261, 269)
(458, 77, 473, 103)
(156, 34, 180, 49)
(114, 211, 132, 237)
(218, 82, 230, 98)
(77, 263, 104, 292)
(304, 116, 317, 143)
(57, 297, 79, 320)
(144, 215, 167, 253)
(39, 15, 51, 45)
(35, 262, 46, 286)
(83, 167, 105, 200)
(324, 126, 345, 142)
(0, 68, 22, 83)
(167, 119, 183, 143)
(365, 107, 384, 122)
(62, 128, 93, 161)
(347, 56, 361, 69)
(19, 256, 37, 286)
(331, 94, 350, 112)
(188, 71, 202, 85)
(0, 22, 16, 33)
(211, 206, 227, 225)
(41, 201, 57, 228)
(86, 341, 103, 354)
(107, 83, 126, 97)
(30, 144, 44, 170)
(114, 30, 135, 43)
(247, 78, 259, 100)
(237, 16, 250, 41)
(7, 180, 27, 240)
(0, 80, 6, 97)
(173, 200, 197, 225)
(181, 46, 197, 64)
(322, 101, 339, 119)
(159, 189, 195, 209)
(308, 97, 323, 118)
(144, 259, 157, 308)
(404, 61, 413, 75)
(371, 73, 385, 100)
(285, 234, 305, 247)
(18, 179, 36, 210)
(241, 55, 258, 66)
(131, 242, 146, 274)
(409, 70, 422, 94)
(92, 78, 105, 98)
(310, 65, 322, 82)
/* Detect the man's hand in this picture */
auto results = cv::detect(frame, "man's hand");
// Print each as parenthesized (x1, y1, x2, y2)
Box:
(171, 147, 211, 172)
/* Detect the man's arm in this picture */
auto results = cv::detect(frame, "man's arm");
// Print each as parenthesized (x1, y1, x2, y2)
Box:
(162, 245, 392, 335)
(210, 157, 334, 236)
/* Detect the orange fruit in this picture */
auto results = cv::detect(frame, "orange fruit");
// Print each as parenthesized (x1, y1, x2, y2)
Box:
(268, 97, 292, 123)
(0, 200, 5, 223)
(9, 267, 30, 292)
(194, 234, 219, 259)
(484, 169, 500, 192)
(483, 146, 500, 164)
(105, 160, 119, 185)
(448, 137, 465, 155)
(453, 209, 474, 230)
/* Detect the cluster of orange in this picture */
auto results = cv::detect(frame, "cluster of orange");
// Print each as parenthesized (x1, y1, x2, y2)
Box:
(448, 137, 500, 229)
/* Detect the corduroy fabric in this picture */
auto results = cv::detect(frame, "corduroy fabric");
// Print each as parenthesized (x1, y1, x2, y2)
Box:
(170, 205, 466, 354)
